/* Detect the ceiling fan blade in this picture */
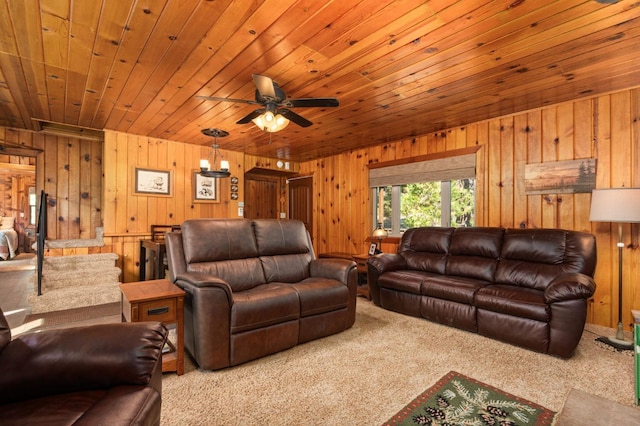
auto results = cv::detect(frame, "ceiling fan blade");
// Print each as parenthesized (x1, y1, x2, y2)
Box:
(282, 98, 339, 108)
(236, 109, 264, 124)
(252, 74, 277, 100)
(196, 95, 258, 105)
(279, 108, 313, 127)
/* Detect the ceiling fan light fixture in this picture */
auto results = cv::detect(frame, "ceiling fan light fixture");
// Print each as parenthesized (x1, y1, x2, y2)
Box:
(252, 112, 290, 132)
(200, 128, 231, 178)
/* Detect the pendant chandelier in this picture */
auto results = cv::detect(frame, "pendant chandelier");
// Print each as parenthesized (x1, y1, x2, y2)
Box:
(200, 128, 230, 178)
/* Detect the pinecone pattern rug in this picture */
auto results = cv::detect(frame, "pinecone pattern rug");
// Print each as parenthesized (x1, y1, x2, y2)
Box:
(383, 371, 556, 426)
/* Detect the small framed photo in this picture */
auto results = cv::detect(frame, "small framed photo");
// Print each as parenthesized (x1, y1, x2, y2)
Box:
(368, 242, 378, 256)
(193, 170, 219, 203)
(134, 167, 172, 196)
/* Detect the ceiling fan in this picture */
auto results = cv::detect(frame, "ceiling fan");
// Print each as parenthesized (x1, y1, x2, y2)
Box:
(197, 74, 339, 131)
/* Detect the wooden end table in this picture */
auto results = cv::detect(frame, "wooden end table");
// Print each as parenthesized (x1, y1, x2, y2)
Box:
(352, 253, 371, 299)
(119, 279, 185, 375)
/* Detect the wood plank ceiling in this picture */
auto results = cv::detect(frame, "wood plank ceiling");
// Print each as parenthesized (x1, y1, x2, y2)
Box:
(0, 0, 638, 162)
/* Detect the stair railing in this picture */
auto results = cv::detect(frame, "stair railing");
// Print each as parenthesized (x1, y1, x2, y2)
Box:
(36, 191, 47, 296)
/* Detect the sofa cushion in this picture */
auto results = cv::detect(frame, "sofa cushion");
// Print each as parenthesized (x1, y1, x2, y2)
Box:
(289, 277, 349, 317)
(422, 275, 489, 305)
(231, 284, 300, 334)
(398, 227, 452, 274)
(474, 284, 549, 322)
(495, 229, 576, 291)
(182, 219, 258, 263)
(188, 258, 266, 291)
(450, 227, 504, 258)
(379, 270, 436, 295)
(446, 227, 503, 281)
(261, 254, 312, 283)
(253, 219, 314, 283)
(500, 228, 566, 264)
(253, 219, 311, 256)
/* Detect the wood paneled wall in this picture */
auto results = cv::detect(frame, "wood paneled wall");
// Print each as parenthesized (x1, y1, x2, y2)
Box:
(300, 87, 640, 331)
(0, 127, 102, 240)
(102, 131, 245, 282)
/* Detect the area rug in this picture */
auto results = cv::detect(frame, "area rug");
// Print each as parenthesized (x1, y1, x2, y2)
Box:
(383, 371, 556, 426)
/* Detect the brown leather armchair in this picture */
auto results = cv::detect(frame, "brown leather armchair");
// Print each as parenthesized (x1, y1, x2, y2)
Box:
(0, 307, 168, 425)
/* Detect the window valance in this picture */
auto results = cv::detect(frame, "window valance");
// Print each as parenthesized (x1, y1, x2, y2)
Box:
(368, 147, 478, 187)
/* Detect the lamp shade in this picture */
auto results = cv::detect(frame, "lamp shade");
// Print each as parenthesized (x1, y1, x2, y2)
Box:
(589, 188, 640, 223)
(371, 223, 387, 239)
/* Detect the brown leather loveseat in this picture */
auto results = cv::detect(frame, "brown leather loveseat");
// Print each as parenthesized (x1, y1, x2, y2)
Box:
(0, 308, 168, 425)
(367, 227, 597, 358)
(165, 218, 358, 370)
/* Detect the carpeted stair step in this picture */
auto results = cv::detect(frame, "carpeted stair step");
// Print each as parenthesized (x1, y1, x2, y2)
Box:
(41, 253, 119, 271)
(38, 267, 121, 290)
(28, 252, 122, 314)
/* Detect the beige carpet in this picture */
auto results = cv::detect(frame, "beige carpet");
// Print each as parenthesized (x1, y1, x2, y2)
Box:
(160, 299, 638, 425)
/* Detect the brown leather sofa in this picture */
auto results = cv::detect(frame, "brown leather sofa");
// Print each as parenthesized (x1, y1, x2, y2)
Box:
(0, 307, 168, 425)
(367, 227, 597, 358)
(165, 218, 358, 370)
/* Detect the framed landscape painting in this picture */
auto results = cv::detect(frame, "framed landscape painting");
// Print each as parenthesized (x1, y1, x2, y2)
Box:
(525, 158, 596, 194)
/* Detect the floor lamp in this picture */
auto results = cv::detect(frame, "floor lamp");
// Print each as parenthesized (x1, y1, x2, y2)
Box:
(589, 188, 640, 350)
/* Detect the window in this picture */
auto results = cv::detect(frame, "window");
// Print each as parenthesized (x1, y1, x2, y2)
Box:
(28, 187, 36, 226)
(373, 179, 475, 235)
(368, 148, 478, 236)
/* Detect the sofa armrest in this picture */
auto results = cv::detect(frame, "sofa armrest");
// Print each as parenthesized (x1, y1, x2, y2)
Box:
(544, 273, 596, 303)
(367, 253, 407, 274)
(0, 321, 167, 404)
(366, 253, 407, 306)
(175, 271, 230, 288)
(310, 258, 356, 284)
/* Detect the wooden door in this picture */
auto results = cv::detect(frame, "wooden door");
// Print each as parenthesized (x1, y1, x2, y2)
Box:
(244, 174, 278, 219)
(288, 176, 313, 235)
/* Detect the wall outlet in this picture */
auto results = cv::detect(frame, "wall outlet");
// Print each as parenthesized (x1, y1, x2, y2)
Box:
(238, 207, 244, 216)
(280, 212, 286, 219)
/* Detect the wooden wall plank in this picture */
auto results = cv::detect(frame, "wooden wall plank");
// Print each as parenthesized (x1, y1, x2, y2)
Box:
(487, 119, 502, 227)
(500, 117, 514, 228)
(513, 114, 528, 228)
(592, 95, 613, 327)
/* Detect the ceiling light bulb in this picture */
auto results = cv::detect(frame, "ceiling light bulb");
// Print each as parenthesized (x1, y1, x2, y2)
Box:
(264, 111, 274, 122)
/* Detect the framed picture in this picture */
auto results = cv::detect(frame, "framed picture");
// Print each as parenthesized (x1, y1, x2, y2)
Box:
(134, 167, 172, 196)
(525, 158, 596, 194)
(193, 170, 219, 203)
(368, 242, 378, 256)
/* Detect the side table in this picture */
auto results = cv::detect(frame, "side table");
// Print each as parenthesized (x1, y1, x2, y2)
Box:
(120, 279, 185, 375)
(352, 253, 371, 299)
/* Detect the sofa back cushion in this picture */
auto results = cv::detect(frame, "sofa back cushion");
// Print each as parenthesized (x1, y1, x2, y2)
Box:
(446, 227, 504, 281)
(494, 228, 597, 290)
(253, 219, 313, 283)
(181, 219, 266, 291)
(398, 227, 452, 274)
